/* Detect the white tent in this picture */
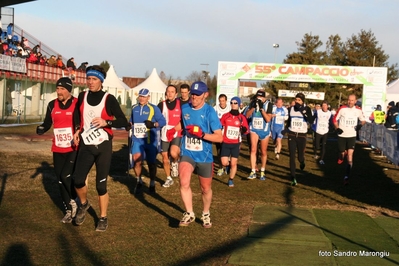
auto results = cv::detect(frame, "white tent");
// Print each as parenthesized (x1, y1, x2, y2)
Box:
(386, 79, 399, 105)
(103, 65, 131, 105)
(130, 68, 167, 105)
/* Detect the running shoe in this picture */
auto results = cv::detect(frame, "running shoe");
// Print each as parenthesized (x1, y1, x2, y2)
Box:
(247, 171, 257, 180)
(179, 212, 195, 227)
(134, 183, 143, 194)
(228, 179, 234, 187)
(70, 199, 77, 218)
(300, 162, 305, 170)
(343, 176, 349, 185)
(291, 178, 297, 186)
(217, 168, 224, 176)
(275, 153, 280, 160)
(260, 171, 266, 181)
(171, 162, 179, 178)
(319, 160, 325, 165)
(75, 200, 90, 226)
(149, 185, 156, 193)
(201, 213, 212, 229)
(96, 217, 108, 232)
(162, 178, 174, 188)
(61, 210, 72, 223)
(314, 155, 319, 159)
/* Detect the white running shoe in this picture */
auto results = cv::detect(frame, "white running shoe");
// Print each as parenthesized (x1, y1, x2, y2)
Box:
(162, 178, 174, 188)
(217, 168, 224, 176)
(70, 199, 77, 218)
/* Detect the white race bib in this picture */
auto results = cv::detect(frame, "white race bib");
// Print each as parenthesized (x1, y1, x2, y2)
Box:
(226, 126, 240, 140)
(275, 115, 285, 124)
(54, 127, 73, 148)
(133, 123, 148, 138)
(252, 117, 264, 130)
(81, 128, 109, 145)
(291, 118, 307, 131)
(185, 137, 203, 151)
(344, 117, 357, 127)
(318, 120, 328, 130)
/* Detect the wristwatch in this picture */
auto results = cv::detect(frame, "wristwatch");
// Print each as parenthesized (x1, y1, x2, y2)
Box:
(107, 120, 113, 127)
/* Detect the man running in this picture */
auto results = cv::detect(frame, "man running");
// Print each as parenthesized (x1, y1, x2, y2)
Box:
(271, 98, 288, 160)
(36, 77, 78, 223)
(214, 94, 231, 176)
(312, 100, 332, 165)
(157, 85, 182, 188)
(130, 88, 166, 194)
(178, 81, 222, 228)
(246, 90, 273, 180)
(333, 94, 366, 185)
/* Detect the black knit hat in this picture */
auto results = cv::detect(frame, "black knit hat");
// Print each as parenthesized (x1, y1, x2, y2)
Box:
(295, 92, 305, 102)
(56, 77, 73, 92)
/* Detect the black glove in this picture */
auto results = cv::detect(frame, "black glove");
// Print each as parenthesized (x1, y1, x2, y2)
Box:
(240, 126, 247, 134)
(294, 102, 304, 112)
(144, 120, 155, 129)
(336, 128, 344, 135)
(36, 125, 45, 135)
(355, 124, 362, 131)
(250, 100, 257, 109)
(125, 123, 132, 131)
(256, 99, 264, 110)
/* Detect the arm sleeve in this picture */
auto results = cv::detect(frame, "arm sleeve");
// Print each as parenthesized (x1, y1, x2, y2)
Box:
(106, 94, 128, 128)
(40, 100, 55, 133)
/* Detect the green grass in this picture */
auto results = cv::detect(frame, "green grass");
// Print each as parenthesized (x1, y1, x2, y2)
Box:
(1, 125, 399, 265)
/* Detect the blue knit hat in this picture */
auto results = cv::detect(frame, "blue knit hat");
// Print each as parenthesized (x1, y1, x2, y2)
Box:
(231, 96, 241, 105)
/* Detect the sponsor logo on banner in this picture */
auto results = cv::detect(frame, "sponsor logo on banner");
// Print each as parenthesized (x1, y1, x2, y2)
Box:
(220, 63, 237, 71)
(220, 71, 235, 77)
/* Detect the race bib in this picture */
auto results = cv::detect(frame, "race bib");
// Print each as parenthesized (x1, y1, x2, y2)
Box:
(252, 117, 264, 130)
(226, 126, 240, 139)
(318, 120, 328, 130)
(291, 118, 307, 131)
(54, 127, 73, 148)
(134, 123, 147, 138)
(185, 137, 203, 151)
(81, 128, 109, 145)
(275, 115, 285, 124)
(344, 117, 357, 127)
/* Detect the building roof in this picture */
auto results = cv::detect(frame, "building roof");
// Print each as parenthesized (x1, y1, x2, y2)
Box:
(1, 0, 36, 7)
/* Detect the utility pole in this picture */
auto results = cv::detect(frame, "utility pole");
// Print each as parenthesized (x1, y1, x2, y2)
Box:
(273, 44, 279, 63)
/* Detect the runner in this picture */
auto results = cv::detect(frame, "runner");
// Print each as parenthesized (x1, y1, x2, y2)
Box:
(286, 93, 314, 186)
(214, 94, 231, 176)
(178, 81, 222, 228)
(271, 98, 288, 160)
(312, 100, 332, 165)
(157, 85, 182, 188)
(245, 90, 273, 180)
(72, 65, 129, 232)
(36, 77, 78, 223)
(179, 83, 191, 105)
(130, 88, 166, 194)
(220, 96, 249, 187)
(333, 94, 366, 185)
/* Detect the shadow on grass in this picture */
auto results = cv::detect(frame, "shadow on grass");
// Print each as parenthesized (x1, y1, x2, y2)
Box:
(110, 144, 184, 227)
(30, 161, 64, 213)
(0, 174, 7, 207)
(0, 243, 34, 266)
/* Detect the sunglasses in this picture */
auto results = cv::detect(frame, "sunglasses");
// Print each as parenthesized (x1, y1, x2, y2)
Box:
(230, 101, 238, 105)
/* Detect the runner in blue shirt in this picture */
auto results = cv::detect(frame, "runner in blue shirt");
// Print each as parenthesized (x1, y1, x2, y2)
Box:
(129, 88, 166, 194)
(271, 98, 288, 160)
(177, 81, 222, 229)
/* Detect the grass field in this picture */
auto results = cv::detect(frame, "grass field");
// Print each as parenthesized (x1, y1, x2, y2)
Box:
(1, 124, 399, 265)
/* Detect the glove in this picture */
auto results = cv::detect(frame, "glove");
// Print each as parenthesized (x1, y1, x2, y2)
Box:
(125, 123, 132, 132)
(257, 99, 264, 110)
(250, 100, 257, 109)
(336, 128, 344, 135)
(355, 124, 362, 131)
(240, 126, 247, 134)
(144, 120, 155, 129)
(294, 102, 305, 112)
(36, 125, 45, 135)
(166, 128, 176, 141)
(185, 125, 204, 139)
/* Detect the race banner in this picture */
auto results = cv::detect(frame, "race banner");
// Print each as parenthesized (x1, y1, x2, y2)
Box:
(217, 61, 387, 121)
(0, 54, 27, 73)
(278, 89, 325, 100)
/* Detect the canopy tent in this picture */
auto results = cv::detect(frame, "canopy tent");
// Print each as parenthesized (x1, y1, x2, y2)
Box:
(130, 68, 167, 105)
(386, 79, 399, 105)
(103, 65, 131, 105)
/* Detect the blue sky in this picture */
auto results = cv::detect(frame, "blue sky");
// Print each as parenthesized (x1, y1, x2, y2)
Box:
(6, 0, 399, 79)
